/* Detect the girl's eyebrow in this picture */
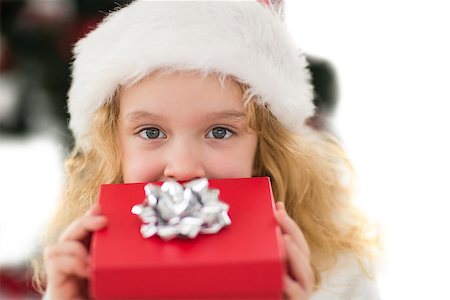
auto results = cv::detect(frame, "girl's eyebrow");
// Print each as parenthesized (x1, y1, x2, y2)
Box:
(125, 110, 245, 124)
(125, 111, 166, 124)
(204, 110, 245, 121)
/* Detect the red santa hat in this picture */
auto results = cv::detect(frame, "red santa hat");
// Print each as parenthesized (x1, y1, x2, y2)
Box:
(68, 0, 314, 150)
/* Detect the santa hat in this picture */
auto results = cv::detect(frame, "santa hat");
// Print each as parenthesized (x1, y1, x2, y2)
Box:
(68, 0, 315, 151)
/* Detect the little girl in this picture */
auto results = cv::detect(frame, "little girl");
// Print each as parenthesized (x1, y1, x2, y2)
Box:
(33, 1, 380, 299)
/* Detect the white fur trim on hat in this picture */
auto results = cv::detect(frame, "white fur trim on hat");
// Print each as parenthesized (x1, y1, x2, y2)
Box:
(68, 0, 315, 151)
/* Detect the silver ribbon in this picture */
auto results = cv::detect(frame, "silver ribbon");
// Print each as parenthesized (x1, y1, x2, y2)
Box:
(131, 178, 231, 240)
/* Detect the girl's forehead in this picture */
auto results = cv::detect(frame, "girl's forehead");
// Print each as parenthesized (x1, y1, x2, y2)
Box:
(124, 70, 239, 87)
(118, 71, 247, 116)
(120, 71, 243, 101)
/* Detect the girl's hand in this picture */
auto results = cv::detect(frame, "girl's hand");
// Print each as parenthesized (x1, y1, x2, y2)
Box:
(275, 202, 315, 300)
(44, 204, 107, 300)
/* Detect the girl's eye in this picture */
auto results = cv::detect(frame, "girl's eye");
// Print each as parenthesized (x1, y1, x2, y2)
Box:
(206, 127, 233, 139)
(138, 127, 167, 139)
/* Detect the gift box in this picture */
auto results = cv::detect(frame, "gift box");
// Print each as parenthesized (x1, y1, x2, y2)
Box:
(91, 177, 284, 299)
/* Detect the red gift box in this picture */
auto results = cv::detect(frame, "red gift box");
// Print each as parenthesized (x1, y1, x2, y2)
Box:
(91, 177, 284, 299)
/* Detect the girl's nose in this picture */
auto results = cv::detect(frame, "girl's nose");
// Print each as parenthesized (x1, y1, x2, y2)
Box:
(163, 143, 206, 182)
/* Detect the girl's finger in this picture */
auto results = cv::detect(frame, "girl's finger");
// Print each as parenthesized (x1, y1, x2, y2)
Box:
(275, 202, 310, 258)
(59, 214, 107, 242)
(283, 274, 308, 300)
(284, 235, 315, 294)
(86, 203, 102, 216)
(45, 254, 91, 279)
(44, 241, 90, 262)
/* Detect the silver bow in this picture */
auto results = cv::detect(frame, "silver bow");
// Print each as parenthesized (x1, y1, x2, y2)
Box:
(131, 178, 231, 240)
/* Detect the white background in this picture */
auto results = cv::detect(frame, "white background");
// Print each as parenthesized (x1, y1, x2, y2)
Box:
(1, 1, 449, 299)
(286, 0, 450, 299)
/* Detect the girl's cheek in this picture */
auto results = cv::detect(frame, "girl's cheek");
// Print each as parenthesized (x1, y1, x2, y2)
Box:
(206, 158, 254, 179)
(122, 156, 165, 183)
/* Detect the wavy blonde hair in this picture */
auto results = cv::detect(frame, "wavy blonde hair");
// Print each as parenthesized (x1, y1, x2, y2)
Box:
(33, 78, 379, 293)
(246, 101, 380, 286)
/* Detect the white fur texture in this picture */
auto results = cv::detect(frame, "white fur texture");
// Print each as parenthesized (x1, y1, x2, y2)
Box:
(68, 0, 315, 150)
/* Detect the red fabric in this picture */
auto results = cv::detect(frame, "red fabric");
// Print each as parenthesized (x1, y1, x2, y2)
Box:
(0, 266, 40, 299)
(91, 177, 284, 299)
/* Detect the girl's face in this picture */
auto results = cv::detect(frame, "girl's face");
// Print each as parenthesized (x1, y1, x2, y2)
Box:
(118, 72, 258, 183)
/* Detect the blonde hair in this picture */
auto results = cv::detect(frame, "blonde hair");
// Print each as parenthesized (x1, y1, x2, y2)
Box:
(246, 101, 379, 287)
(33, 79, 379, 293)
(32, 99, 123, 292)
